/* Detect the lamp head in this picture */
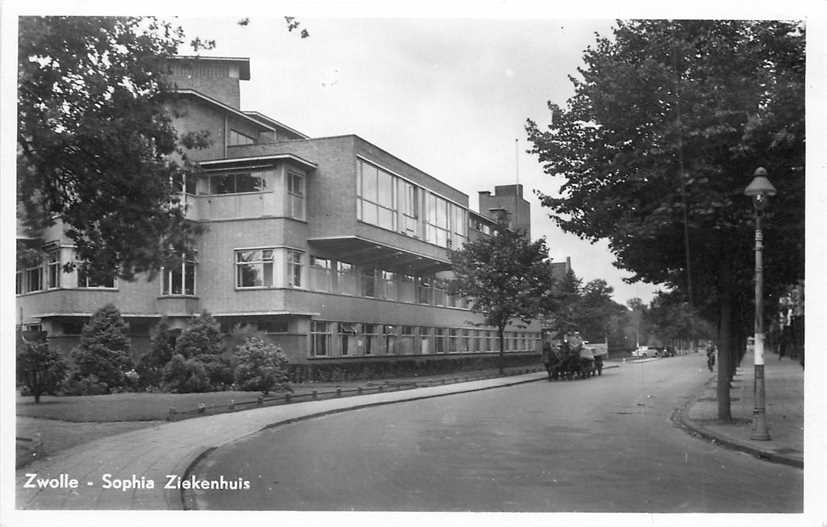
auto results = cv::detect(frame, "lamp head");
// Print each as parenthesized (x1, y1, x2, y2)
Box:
(744, 167, 777, 211)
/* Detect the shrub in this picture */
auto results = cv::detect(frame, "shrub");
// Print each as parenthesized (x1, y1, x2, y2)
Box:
(201, 355, 234, 390)
(136, 317, 177, 388)
(62, 374, 109, 396)
(171, 312, 228, 389)
(175, 312, 222, 359)
(68, 304, 133, 393)
(16, 339, 67, 403)
(233, 336, 290, 394)
(162, 354, 211, 393)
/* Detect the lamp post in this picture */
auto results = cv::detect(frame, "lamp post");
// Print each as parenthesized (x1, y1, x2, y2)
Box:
(744, 166, 776, 441)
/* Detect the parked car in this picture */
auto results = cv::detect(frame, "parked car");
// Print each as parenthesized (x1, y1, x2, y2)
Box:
(632, 346, 660, 358)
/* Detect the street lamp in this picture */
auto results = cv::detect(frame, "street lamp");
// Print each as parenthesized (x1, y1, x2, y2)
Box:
(744, 166, 776, 441)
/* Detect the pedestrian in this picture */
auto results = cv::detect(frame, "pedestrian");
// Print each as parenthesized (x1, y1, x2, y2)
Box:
(542, 340, 552, 381)
(706, 344, 716, 372)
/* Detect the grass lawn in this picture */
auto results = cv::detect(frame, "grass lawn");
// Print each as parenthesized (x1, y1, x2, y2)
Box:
(17, 417, 163, 462)
(16, 390, 276, 422)
(16, 365, 544, 423)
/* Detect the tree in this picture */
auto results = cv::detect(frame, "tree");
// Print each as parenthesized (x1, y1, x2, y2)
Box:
(17, 16, 206, 282)
(136, 317, 178, 388)
(572, 279, 626, 342)
(163, 312, 231, 391)
(547, 270, 582, 336)
(17, 339, 67, 404)
(450, 219, 557, 373)
(17, 16, 311, 279)
(647, 291, 715, 348)
(68, 304, 134, 393)
(527, 20, 804, 421)
(233, 336, 290, 394)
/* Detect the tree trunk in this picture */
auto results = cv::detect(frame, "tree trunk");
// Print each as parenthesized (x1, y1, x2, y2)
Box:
(717, 260, 733, 422)
(498, 326, 505, 374)
(34, 392, 41, 404)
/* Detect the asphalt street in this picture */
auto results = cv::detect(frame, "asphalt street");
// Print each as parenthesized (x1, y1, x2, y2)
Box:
(191, 354, 803, 512)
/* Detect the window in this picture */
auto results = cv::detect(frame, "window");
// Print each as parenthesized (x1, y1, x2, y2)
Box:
(357, 160, 396, 230)
(448, 329, 459, 353)
(77, 267, 115, 288)
(229, 129, 255, 146)
(309, 256, 333, 291)
(461, 329, 470, 352)
(338, 322, 359, 356)
(47, 249, 61, 289)
(173, 174, 197, 194)
(398, 274, 416, 303)
(417, 276, 432, 304)
(259, 319, 288, 333)
(236, 249, 274, 288)
(397, 178, 418, 236)
(287, 250, 303, 288)
(335, 261, 356, 295)
(471, 216, 492, 235)
(450, 203, 468, 249)
(25, 266, 43, 292)
(425, 193, 450, 247)
(383, 325, 397, 355)
(378, 270, 397, 300)
(360, 267, 376, 297)
(434, 328, 446, 353)
(311, 320, 330, 357)
(363, 324, 379, 355)
(433, 280, 447, 306)
(16, 272, 22, 295)
(398, 326, 416, 355)
(162, 257, 196, 296)
(209, 172, 265, 194)
(419, 327, 431, 354)
(287, 171, 305, 219)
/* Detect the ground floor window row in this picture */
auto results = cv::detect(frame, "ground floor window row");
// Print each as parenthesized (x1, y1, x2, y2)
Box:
(310, 321, 541, 357)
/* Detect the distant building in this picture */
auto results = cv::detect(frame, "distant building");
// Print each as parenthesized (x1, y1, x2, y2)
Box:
(16, 55, 543, 366)
(478, 185, 531, 240)
(550, 257, 573, 282)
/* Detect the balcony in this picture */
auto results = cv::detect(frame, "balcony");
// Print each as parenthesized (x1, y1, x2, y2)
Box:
(308, 235, 451, 275)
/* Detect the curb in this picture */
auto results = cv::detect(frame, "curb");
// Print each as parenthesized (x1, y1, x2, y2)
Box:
(181, 372, 549, 509)
(671, 385, 803, 469)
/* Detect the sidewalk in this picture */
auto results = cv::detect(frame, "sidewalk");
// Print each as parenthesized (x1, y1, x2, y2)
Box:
(675, 349, 804, 468)
(16, 370, 549, 510)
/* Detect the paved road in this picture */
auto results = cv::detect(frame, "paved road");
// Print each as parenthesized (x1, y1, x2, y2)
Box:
(192, 354, 802, 512)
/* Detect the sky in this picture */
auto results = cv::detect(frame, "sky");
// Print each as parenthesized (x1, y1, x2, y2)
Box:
(178, 16, 662, 306)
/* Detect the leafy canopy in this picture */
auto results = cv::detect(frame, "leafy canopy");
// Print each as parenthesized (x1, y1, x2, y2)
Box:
(17, 16, 205, 281)
(450, 220, 557, 333)
(526, 20, 804, 308)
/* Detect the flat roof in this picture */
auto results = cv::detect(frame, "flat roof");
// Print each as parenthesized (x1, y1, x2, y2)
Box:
(170, 55, 250, 80)
(199, 153, 317, 170)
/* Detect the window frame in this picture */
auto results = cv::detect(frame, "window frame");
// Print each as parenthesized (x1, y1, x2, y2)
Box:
(287, 249, 303, 288)
(235, 248, 275, 289)
(161, 255, 198, 296)
(287, 170, 305, 220)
